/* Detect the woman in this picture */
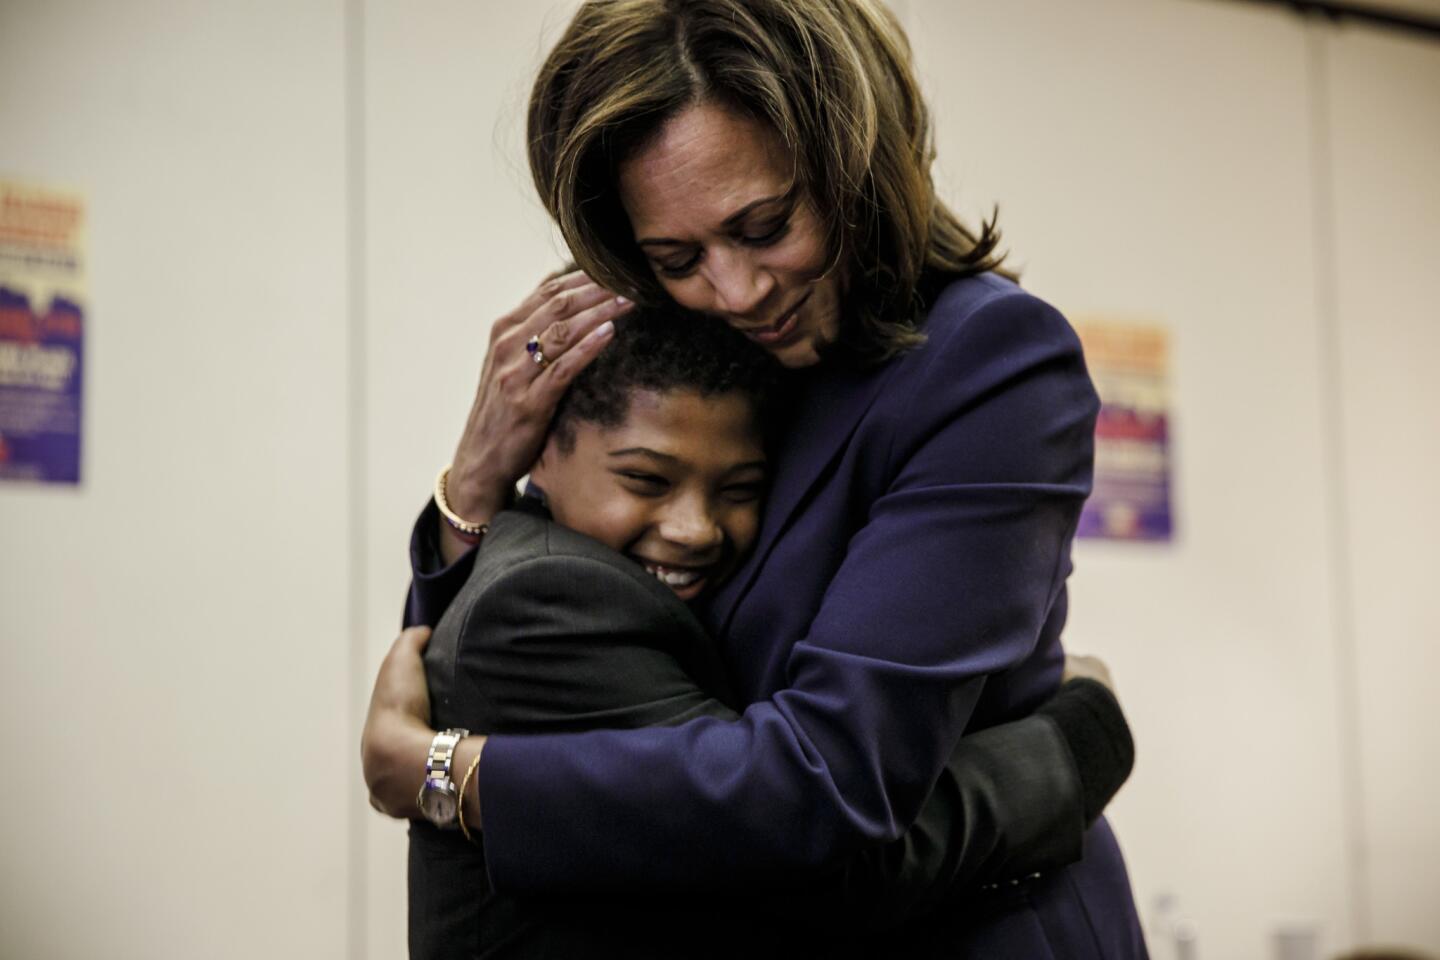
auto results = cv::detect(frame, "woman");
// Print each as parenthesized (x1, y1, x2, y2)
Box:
(367, 0, 1146, 955)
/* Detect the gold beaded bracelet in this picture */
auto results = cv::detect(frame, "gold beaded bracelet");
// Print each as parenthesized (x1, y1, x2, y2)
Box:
(458, 750, 483, 844)
(434, 465, 490, 544)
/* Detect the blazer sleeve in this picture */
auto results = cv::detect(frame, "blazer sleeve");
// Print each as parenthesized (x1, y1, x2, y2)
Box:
(403, 498, 478, 629)
(460, 551, 1130, 922)
(476, 291, 1101, 895)
(447, 534, 1132, 922)
(832, 680, 1135, 931)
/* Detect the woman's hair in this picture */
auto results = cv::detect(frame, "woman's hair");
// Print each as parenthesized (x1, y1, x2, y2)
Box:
(528, 0, 1006, 364)
(551, 304, 781, 452)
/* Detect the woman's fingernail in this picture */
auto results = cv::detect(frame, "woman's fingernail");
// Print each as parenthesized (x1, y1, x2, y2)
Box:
(615, 295, 631, 306)
(591, 320, 615, 341)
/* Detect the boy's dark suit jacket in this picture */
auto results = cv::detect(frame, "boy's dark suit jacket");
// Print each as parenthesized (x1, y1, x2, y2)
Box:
(409, 499, 1092, 959)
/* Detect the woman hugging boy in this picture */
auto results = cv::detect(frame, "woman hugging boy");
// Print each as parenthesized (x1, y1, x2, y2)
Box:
(406, 306, 1133, 959)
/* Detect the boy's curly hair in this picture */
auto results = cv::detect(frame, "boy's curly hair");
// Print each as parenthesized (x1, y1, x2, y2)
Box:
(551, 305, 782, 452)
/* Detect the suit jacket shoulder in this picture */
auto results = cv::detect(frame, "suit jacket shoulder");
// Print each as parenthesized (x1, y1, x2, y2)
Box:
(425, 506, 739, 735)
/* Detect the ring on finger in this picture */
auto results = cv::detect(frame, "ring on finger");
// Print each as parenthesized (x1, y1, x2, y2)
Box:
(526, 335, 550, 370)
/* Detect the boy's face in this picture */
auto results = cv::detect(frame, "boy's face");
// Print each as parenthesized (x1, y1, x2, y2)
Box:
(530, 388, 766, 602)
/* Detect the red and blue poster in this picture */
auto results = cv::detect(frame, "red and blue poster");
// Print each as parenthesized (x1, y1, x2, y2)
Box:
(1073, 319, 1173, 542)
(0, 179, 85, 485)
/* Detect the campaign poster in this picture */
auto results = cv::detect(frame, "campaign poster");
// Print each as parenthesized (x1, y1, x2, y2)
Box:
(1073, 318, 1173, 542)
(0, 179, 85, 485)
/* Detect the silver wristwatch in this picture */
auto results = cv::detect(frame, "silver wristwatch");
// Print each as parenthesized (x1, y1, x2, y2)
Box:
(416, 728, 469, 829)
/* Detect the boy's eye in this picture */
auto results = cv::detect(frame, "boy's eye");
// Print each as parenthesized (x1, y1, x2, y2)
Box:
(617, 471, 670, 494)
(722, 482, 764, 504)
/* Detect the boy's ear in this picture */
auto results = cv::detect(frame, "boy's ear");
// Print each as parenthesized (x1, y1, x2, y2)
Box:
(528, 436, 559, 483)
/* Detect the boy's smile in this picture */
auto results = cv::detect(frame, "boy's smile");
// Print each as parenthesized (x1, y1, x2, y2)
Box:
(529, 388, 767, 602)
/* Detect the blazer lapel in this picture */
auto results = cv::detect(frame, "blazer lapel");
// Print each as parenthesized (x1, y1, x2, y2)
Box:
(709, 357, 901, 636)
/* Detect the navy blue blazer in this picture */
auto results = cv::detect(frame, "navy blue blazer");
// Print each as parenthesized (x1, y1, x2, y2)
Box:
(412, 500, 1136, 958)
(409, 273, 1146, 957)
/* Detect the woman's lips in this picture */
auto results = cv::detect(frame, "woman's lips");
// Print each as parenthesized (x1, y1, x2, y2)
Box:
(744, 291, 810, 346)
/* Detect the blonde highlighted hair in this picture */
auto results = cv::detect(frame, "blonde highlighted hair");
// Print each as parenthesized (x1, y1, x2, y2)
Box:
(528, 0, 1006, 363)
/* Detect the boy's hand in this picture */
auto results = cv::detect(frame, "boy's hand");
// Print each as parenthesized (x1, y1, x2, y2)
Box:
(1062, 652, 1115, 697)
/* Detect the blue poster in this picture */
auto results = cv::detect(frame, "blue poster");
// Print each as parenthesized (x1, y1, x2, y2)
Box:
(1073, 319, 1174, 542)
(0, 180, 85, 485)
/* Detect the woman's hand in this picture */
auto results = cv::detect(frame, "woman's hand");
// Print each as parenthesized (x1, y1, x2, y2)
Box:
(440, 270, 631, 562)
(362, 626, 439, 818)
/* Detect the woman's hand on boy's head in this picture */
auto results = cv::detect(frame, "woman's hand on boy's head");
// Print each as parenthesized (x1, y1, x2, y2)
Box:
(446, 270, 631, 531)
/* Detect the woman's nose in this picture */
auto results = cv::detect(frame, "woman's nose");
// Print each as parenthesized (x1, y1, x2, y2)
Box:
(705, 248, 773, 319)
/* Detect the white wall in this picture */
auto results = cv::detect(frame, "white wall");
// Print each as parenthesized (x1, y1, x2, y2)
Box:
(1, 2, 1435, 958)
(1326, 23, 1440, 948)
(0, 1, 353, 957)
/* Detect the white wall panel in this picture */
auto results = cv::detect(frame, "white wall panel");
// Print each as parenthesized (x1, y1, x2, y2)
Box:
(0, 1, 351, 957)
(1326, 23, 1440, 950)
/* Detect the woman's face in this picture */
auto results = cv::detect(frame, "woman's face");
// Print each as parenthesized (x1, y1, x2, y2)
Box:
(618, 102, 842, 369)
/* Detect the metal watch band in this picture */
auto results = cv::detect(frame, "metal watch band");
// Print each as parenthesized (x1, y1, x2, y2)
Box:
(416, 727, 470, 829)
(426, 728, 467, 782)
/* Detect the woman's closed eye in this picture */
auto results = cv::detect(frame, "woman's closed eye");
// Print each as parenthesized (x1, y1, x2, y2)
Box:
(651, 215, 792, 278)
(655, 252, 701, 279)
(741, 217, 789, 246)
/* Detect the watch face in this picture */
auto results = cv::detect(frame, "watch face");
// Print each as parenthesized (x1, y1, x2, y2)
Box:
(420, 786, 458, 825)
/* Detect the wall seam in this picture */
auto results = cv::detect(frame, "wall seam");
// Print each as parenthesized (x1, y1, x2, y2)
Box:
(1304, 18, 1371, 947)
(344, 0, 369, 957)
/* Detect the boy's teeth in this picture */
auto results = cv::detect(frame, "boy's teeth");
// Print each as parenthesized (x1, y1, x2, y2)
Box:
(645, 564, 700, 587)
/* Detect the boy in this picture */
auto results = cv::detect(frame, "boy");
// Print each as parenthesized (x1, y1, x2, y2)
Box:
(408, 308, 1131, 959)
